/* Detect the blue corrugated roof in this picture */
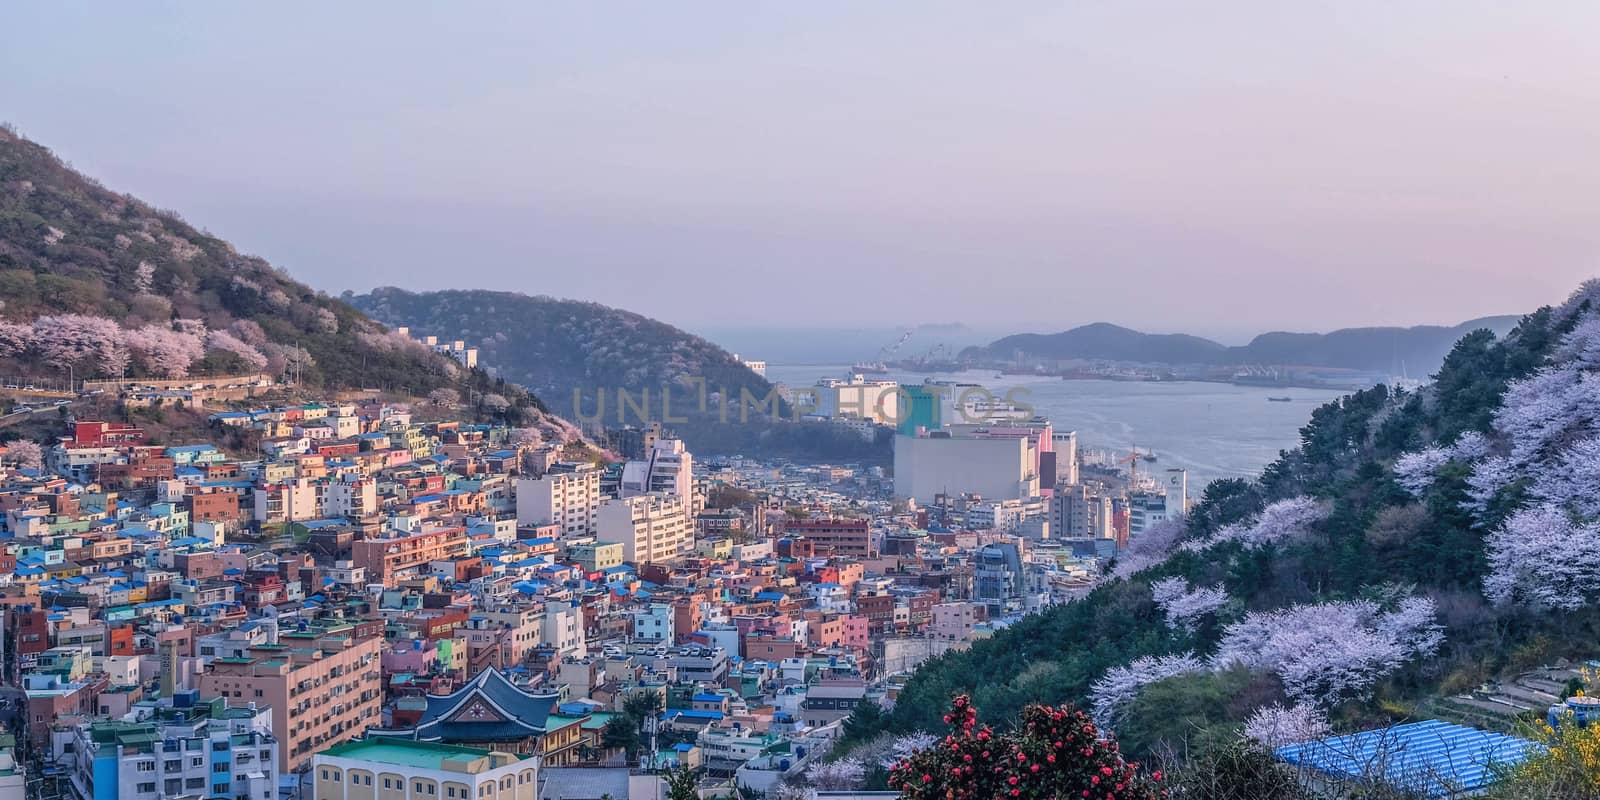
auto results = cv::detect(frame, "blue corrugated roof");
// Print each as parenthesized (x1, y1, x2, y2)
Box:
(1275, 720, 1535, 797)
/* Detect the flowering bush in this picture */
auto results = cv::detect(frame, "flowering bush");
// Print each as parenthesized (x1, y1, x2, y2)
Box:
(888, 695, 1165, 800)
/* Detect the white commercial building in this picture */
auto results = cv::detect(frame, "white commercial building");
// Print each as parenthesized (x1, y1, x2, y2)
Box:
(807, 374, 902, 425)
(893, 433, 1039, 503)
(596, 492, 692, 564)
(312, 738, 537, 800)
(516, 463, 602, 538)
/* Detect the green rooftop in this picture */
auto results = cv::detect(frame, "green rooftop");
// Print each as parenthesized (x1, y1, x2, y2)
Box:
(318, 738, 529, 771)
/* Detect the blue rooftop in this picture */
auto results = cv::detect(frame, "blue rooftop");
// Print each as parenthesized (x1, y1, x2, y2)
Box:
(1276, 720, 1535, 797)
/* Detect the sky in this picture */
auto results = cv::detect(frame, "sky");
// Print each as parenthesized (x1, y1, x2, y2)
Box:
(2, 2, 1597, 341)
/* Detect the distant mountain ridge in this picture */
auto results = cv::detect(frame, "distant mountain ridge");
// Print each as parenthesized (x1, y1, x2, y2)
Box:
(979, 316, 1522, 375)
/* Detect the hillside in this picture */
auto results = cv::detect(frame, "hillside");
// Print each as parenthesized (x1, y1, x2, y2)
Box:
(0, 126, 457, 396)
(848, 281, 1600, 769)
(348, 288, 891, 462)
(974, 316, 1522, 374)
(350, 287, 774, 417)
(984, 322, 1228, 364)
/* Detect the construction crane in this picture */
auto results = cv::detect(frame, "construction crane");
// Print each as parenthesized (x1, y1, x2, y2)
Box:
(1116, 445, 1141, 484)
(880, 329, 914, 360)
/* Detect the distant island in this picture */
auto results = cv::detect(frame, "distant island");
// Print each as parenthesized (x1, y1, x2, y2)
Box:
(960, 317, 1522, 384)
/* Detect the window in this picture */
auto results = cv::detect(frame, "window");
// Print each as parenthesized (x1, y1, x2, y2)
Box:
(214, 784, 229, 795)
(137, 783, 156, 793)
(215, 763, 229, 773)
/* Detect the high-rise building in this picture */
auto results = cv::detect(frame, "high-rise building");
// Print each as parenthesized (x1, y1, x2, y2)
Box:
(1051, 430, 1079, 486)
(1049, 484, 1112, 540)
(595, 492, 692, 564)
(620, 437, 693, 500)
(1165, 468, 1189, 516)
(515, 462, 602, 538)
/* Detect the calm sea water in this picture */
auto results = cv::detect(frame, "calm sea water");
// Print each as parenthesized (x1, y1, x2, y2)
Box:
(764, 365, 1352, 488)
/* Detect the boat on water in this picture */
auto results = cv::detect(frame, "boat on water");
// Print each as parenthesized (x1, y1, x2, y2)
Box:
(1268, 396, 1292, 402)
(850, 361, 890, 375)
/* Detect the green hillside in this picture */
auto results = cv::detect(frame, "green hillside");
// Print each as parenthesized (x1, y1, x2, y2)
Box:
(850, 283, 1599, 766)
(0, 126, 459, 396)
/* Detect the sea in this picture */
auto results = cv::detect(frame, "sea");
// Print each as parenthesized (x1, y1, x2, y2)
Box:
(763, 364, 1353, 489)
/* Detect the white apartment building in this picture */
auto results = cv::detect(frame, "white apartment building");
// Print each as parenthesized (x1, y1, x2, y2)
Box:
(515, 463, 601, 538)
(596, 492, 691, 564)
(620, 438, 693, 500)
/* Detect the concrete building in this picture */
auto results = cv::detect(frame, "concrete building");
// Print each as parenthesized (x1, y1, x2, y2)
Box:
(516, 464, 601, 539)
(199, 626, 383, 773)
(784, 518, 872, 559)
(312, 738, 538, 800)
(1050, 430, 1079, 487)
(810, 375, 901, 425)
(596, 493, 691, 565)
(351, 527, 471, 587)
(893, 433, 1039, 503)
(63, 694, 278, 800)
(565, 542, 624, 573)
(1050, 484, 1112, 540)
(619, 438, 693, 500)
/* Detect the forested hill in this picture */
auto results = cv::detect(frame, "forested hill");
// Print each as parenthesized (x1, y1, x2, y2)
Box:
(847, 280, 1600, 763)
(0, 126, 465, 396)
(348, 288, 776, 421)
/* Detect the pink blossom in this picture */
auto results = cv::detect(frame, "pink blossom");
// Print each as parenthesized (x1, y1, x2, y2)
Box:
(32, 314, 128, 376)
(126, 324, 205, 378)
(205, 329, 269, 371)
(1484, 505, 1600, 610)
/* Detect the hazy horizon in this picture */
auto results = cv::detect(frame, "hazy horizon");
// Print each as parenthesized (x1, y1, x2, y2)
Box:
(3, 2, 1594, 336)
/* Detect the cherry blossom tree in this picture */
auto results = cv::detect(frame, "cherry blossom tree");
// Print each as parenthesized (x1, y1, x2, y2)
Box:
(0, 320, 33, 357)
(1484, 505, 1600, 610)
(1150, 576, 1229, 632)
(1211, 598, 1441, 706)
(804, 757, 864, 791)
(227, 319, 265, 344)
(32, 314, 129, 376)
(428, 388, 460, 407)
(4, 440, 43, 471)
(1243, 703, 1331, 749)
(509, 427, 543, 447)
(481, 393, 510, 413)
(312, 307, 339, 334)
(1111, 516, 1186, 579)
(205, 329, 269, 371)
(133, 261, 156, 294)
(125, 324, 205, 378)
(1394, 446, 1451, 498)
(1180, 496, 1327, 553)
(877, 732, 939, 772)
(1090, 652, 1206, 728)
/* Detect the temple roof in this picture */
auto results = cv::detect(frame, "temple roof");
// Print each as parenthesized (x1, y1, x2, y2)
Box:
(378, 667, 560, 742)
